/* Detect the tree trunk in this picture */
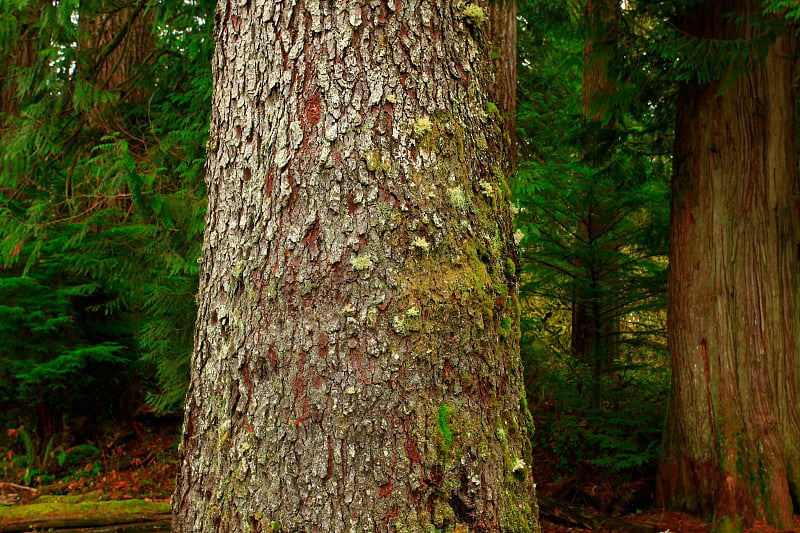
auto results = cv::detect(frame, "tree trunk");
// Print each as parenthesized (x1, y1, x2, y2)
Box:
(79, 0, 154, 104)
(581, 0, 615, 122)
(657, 2, 800, 529)
(488, 0, 517, 169)
(172, 1, 539, 532)
(0, 5, 38, 127)
(571, 0, 619, 408)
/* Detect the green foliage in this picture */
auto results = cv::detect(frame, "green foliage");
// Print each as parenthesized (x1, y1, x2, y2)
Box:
(0, 262, 136, 427)
(532, 359, 669, 474)
(516, 0, 671, 477)
(0, 0, 214, 444)
(516, 0, 670, 395)
(621, 1, 793, 91)
(764, 0, 800, 19)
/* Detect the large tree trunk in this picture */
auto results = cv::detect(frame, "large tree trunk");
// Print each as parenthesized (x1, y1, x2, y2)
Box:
(656, 2, 800, 529)
(172, 1, 539, 532)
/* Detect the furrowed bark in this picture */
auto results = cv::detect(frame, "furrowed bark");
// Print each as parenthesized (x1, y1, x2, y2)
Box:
(173, 1, 539, 531)
(657, 2, 800, 529)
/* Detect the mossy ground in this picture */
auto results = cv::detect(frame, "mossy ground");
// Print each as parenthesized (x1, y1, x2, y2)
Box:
(0, 493, 170, 521)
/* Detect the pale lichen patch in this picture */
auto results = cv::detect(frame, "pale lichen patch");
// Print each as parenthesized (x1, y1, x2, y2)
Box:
(480, 180, 495, 198)
(412, 236, 431, 252)
(350, 253, 374, 271)
(392, 316, 406, 334)
(447, 187, 467, 210)
(413, 116, 434, 137)
(462, 3, 487, 25)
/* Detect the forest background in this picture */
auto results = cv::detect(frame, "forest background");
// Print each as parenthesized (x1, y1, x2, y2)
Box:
(0, 0, 797, 531)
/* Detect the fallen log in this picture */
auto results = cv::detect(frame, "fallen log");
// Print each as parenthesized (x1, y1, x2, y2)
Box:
(538, 495, 656, 533)
(0, 483, 40, 506)
(0, 512, 170, 532)
(20, 519, 171, 532)
(31, 519, 170, 532)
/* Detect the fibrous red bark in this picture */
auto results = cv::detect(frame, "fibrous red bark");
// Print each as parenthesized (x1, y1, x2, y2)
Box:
(657, 2, 800, 529)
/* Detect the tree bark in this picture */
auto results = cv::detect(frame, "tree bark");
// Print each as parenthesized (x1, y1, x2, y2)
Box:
(657, 2, 800, 529)
(172, 1, 538, 532)
(488, 0, 517, 169)
(0, 4, 38, 127)
(79, 0, 154, 105)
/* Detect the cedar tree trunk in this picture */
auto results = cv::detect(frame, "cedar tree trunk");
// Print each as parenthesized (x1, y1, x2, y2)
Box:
(657, 2, 800, 529)
(172, 1, 539, 532)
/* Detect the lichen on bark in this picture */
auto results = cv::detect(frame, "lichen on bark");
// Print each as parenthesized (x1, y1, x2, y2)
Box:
(172, 1, 538, 532)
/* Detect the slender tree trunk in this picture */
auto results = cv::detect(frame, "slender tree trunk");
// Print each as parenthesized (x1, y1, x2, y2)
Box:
(172, 1, 539, 532)
(488, 0, 517, 168)
(657, 2, 800, 529)
(572, 0, 619, 407)
(79, 0, 154, 107)
(76, 0, 154, 210)
(0, 5, 38, 127)
(581, 0, 615, 122)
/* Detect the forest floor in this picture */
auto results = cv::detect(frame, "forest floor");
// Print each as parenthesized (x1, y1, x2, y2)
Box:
(531, 444, 800, 533)
(3, 420, 799, 532)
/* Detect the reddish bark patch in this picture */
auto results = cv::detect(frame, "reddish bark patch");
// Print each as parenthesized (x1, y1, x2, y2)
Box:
(404, 435, 422, 464)
(242, 363, 253, 399)
(318, 332, 329, 358)
(268, 343, 278, 370)
(264, 168, 274, 197)
(303, 216, 321, 247)
(379, 481, 393, 498)
(305, 94, 321, 128)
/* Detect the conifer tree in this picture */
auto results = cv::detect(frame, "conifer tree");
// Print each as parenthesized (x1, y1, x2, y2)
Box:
(571, 0, 621, 408)
(0, 0, 213, 436)
(516, 0, 669, 413)
(173, 1, 539, 531)
(657, 2, 800, 528)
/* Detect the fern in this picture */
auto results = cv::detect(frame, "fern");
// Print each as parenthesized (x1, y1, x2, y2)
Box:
(0, 0, 214, 439)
